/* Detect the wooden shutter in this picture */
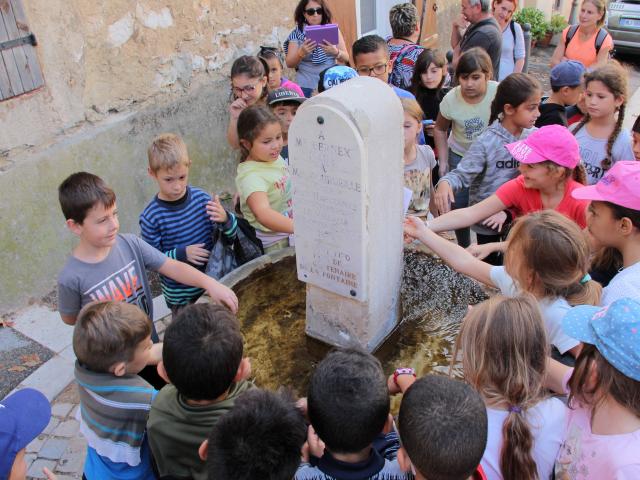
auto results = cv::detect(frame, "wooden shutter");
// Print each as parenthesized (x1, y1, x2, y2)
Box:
(0, 0, 43, 101)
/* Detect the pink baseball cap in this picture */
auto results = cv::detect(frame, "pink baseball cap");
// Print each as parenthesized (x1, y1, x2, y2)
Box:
(571, 161, 640, 210)
(505, 124, 580, 169)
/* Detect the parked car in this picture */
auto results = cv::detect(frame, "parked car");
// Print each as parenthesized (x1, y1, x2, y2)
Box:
(607, 0, 640, 54)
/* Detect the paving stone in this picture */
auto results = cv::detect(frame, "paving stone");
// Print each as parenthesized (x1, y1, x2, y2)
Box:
(51, 402, 74, 418)
(11, 306, 73, 354)
(24, 452, 37, 469)
(38, 437, 69, 460)
(42, 417, 60, 435)
(53, 419, 80, 438)
(26, 459, 57, 479)
(56, 437, 86, 474)
(70, 405, 79, 419)
(54, 475, 83, 480)
(20, 355, 75, 401)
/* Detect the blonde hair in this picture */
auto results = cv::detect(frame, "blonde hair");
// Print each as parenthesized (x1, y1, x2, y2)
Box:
(572, 62, 628, 170)
(400, 98, 424, 124)
(505, 211, 602, 306)
(73, 301, 151, 373)
(148, 133, 191, 172)
(453, 295, 548, 480)
(582, 0, 607, 28)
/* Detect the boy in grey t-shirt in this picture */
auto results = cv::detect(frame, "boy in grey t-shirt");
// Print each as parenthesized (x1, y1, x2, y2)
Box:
(56, 172, 239, 332)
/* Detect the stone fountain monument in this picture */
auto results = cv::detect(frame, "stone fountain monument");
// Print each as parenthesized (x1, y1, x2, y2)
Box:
(288, 77, 405, 351)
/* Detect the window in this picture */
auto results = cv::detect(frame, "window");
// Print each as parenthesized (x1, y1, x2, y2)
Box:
(356, 0, 408, 38)
(0, 0, 44, 101)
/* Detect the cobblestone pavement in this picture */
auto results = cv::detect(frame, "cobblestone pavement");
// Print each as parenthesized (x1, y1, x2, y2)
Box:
(23, 316, 172, 479)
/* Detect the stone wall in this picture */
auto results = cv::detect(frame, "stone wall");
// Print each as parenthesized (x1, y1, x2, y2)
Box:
(0, 0, 295, 313)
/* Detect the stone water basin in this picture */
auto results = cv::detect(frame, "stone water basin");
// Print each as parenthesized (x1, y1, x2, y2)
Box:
(221, 247, 488, 405)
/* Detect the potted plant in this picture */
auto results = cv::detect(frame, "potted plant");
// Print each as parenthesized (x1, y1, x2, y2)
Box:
(548, 13, 569, 46)
(514, 7, 548, 47)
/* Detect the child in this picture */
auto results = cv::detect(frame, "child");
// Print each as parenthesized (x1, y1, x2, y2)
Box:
(352, 34, 417, 101)
(284, 0, 349, 98)
(73, 301, 162, 479)
(546, 298, 640, 478)
(147, 303, 253, 480)
(404, 210, 602, 359)
(395, 376, 488, 480)
(235, 105, 293, 253)
(536, 60, 585, 128)
(571, 161, 640, 304)
(435, 73, 541, 264)
(56, 172, 238, 328)
(296, 348, 409, 479)
(402, 98, 437, 216)
(258, 45, 304, 96)
(633, 113, 640, 161)
(226, 56, 268, 149)
(426, 125, 590, 259)
(267, 88, 306, 164)
(0, 388, 56, 480)
(571, 62, 634, 184)
(411, 49, 450, 150)
(434, 47, 499, 247)
(140, 133, 238, 314)
(205, 389, 307, 480)
(457, 295, 566, 479)
(317, 64, 358, 93)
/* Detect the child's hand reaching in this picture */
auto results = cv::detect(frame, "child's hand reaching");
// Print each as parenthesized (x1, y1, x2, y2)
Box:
(403, 216, 428, 243)
(206, 195, 229, 224)
(302, 425, 326, 461)
(434, 181, 455, 215)
(205, 279, 239, 314)
(481, 210, 507, 232)
(186, 244, 210, 266)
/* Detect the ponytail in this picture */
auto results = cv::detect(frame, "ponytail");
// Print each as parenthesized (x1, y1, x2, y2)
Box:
(572, 163, 587, 185)
(489, 73, 541, 124)
(603, 103, 626, 170)
(501, 409, 539, 480)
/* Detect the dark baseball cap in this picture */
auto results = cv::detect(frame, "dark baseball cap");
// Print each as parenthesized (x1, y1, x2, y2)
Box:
(267, 88, 306, 106)
(550, 60, 585, 88)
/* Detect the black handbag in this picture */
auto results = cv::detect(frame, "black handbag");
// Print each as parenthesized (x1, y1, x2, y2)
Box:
(205, 218, 264, 280)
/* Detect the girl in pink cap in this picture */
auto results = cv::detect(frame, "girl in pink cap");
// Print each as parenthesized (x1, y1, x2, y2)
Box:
(571, 161, 640, 305)
(424, 125, 589, 263)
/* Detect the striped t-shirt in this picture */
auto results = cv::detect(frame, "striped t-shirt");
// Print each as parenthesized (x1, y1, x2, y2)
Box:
(284, 26, 331, 65)
(139, 186, 237, 307)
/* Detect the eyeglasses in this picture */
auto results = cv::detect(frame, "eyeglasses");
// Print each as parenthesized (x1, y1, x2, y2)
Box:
(356, 64, 388, 76)
(232, 83, 260, 96)
(304, 7, 324, 15)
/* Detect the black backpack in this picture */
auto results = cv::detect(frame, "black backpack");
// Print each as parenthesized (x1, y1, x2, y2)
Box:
(564, 25, 610, 55)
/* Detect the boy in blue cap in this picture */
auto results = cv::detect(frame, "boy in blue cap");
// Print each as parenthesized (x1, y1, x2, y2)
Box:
(536, 60, 585, 128)
(0, 388, 56, 480)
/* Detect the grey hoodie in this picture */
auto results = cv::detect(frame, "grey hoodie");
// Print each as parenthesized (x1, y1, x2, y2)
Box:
(438, 120, 535, 235)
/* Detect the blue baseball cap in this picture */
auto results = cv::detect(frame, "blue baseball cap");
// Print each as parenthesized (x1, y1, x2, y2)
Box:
(318, 65, 358, 93)
(0, 388, 51, 478)
(550, 60, 585, 88)
(562, 298, 640, 381)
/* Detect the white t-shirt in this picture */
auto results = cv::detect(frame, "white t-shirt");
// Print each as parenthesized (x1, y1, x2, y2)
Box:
(490, 267, 580, 353)
(602, 261, 640, 306)
(481, 398, 567, 480)
(572, 127, 634, 185)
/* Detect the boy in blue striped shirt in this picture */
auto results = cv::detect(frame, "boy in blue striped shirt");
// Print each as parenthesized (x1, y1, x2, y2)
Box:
(140, 134, 237, 313)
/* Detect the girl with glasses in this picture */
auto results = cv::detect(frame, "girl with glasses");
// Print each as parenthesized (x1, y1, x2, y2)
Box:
(227, 56, 268, 149)
(284, 0, 349, 98)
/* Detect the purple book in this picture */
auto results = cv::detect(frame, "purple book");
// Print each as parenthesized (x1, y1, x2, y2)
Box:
(304, 23, 339, 45)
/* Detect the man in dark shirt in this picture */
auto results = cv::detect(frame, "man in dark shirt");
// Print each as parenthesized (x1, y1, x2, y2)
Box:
(451, 0, 502, 79)
(536, 60, 585, 128)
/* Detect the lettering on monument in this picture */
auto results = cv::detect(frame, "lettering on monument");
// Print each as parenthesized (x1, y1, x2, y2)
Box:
(291, 106, 367, 301)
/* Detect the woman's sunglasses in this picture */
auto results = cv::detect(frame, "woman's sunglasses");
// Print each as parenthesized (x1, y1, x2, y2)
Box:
(304, 7, 324, 15)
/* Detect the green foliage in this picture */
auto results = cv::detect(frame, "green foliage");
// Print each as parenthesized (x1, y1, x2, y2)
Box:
(514, 7, 550, 41)
(549, 13, 568, 34)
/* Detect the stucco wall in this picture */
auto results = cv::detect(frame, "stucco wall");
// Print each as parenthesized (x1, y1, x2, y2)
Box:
(0, 0, 296, 313)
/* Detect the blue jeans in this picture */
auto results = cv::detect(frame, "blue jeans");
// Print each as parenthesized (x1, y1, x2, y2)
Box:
(448, 149, 470, 248)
